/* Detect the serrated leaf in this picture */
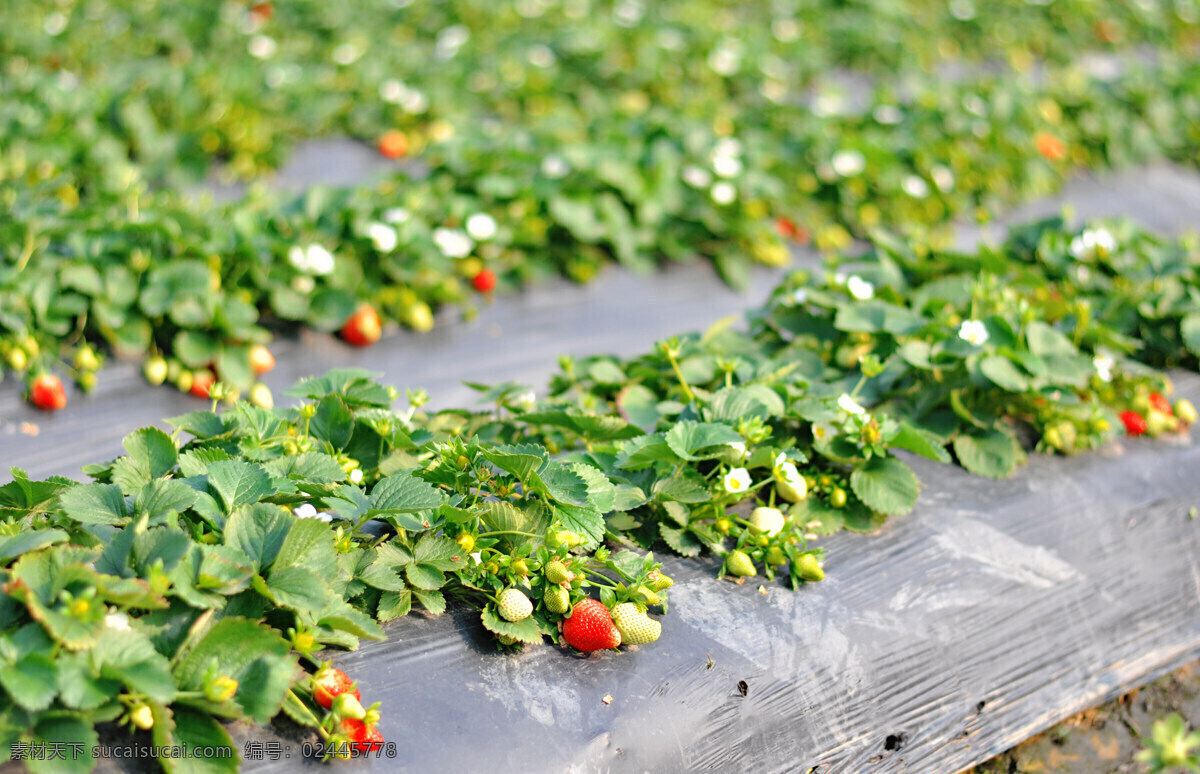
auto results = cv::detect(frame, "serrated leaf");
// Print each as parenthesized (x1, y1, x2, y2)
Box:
(659, 524, 703, 557)
(980, 355, 1030, 392)
(665, 421, 744, 461)
(162, 706, 239, 774)
(272, 517, 338, 580)
(0, 653, 58, 711)
(554, 503, 605, 549)
(953, 427, 1025, 479)
(206, 460, 273, 513)
(263, 453, 347, 483)
(177, 448, 232, 477)
(310, 394, 356, 451)
(263, 566, 331, 614)
(377, 590, 412, 622)
(480, 606, 543, 644)
(617, 384, 661, 432)
(849, 456, 920, 517)
(111, 427, 178, 491)
(404, 563, 446, 590)
(412, 534, 469, 571)
(27, 714, 98, 774)
(652, 474, 710, 503)
(615, 435, 681, 470)
(412, 588, 446, 615)
(534, 461, 590, 507)
(134, 479, 198, 521)
(369, 471, 443, 513)
(569, 463, 616, 513)
(480, 443, 547, 482)
(0, 530, 68, 565)
(57, 483, 129, 525)
(223, 504, 292, 573)
(889, 422, 952, 463)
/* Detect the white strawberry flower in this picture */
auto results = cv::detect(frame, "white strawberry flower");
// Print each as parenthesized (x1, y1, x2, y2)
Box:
(248, 35, 277, 60)
(682, 165, 713, 188)
(777, 462, 807, 499)
(1069, 227, 1117, 260)
(541, 155, 570, 178)
(712, 154, 743, 178)
(838, 394, 867, 417)
(792, 288, 808, 304)
(380, 79, 407, 104)
(517, 391, 536, 410)
(727, 441, 747, 459)
(812, 421, 836, 442)
(847, 275, 874, 300)
(349, 468, 364, 484)
(902, 175, 930, 199)
(366, 222, 398, 253)
(710, 182, 738, 205)
(958, 319, 989, 346)
(104, 612, 131, 632)
(433, 228, 474, 258)
(466, 213, 498, 241)
(383, 206, 411, 224)
(713, 138, 743, 159)
(288, 244, 335, 276)
(723, 467, 752, 494)
(832, 149, 866, 177)
(293, 503, 333, 523)
(1093, 353, 1114, 382)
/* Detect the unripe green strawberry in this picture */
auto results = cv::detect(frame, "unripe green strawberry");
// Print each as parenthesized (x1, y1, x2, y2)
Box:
(830, 487, 848, 508)
(510, 558, 529, 577)
(725, 550, 757, 577)
(497, 634, 518, 646)
(543, 585, 570, 614)
(611, 603, 661, 645)
(749, 506, 785, 537)
(1146, 409, 1178, 437)
(1175, 398, 1198, 426)
(143, 356, 168, 386)
(544, 559, 573, 585)
(794, 553, 825, 582)
(634, 586, 661, 606)
(129, 704, 154, 731)
(647, 570, 674, 591)
(766, 546, 788, 566)
(497, 588, 533, 622)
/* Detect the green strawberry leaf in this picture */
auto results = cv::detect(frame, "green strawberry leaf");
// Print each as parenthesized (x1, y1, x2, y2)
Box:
(953, 427, 1025, 479)
(849, 456, 920, 517)
(480, 606, 542, 644)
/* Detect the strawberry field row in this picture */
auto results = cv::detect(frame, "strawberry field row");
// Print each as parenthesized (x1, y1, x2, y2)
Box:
(4, 1, 1200, 403)
(2, 217, 1199, 769)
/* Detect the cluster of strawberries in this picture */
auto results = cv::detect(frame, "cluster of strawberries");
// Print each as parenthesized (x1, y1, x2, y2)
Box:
(1119, 392, 1198, 438)
(311, 665, 385, 758)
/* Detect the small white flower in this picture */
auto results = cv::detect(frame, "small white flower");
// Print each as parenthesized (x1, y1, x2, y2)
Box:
(305, 244, 335, 276)
(838, 394, 866, 416)
(812, 421, 836, 442)
(1069, 227, 1117, 260)
(1093, 353, 1115, 382)
(383, 206, 411, 224)
(380, 79, 407, 104)
(902, 175, 930, 199)
(248, 35, 277, 60)
(712, 154, 743, 178)
(470, 551, 483, 566)
(847, 275, 875, 301)
(774, 452, 788, 468)
(288, 245, 309, 272)
(710, 182, 738, 205)
(682, 165, 712, 188)
(724, 467, 752, 494)
(291, 275, 315, 294)
(541, 155, 569, 178)
(728, 441, 747, 459)
(958, 319, 990, 346)
(713, 138, 743, 158)
(293, 503, 318, 518)
(366, 222, 398, 253)
(105, 612, 131, 632)
(331, 42, 363, 66)
(791, 288, 809, 305)
(349, 468, 364, 484)
(931, 165, 955, 192)
(466, 213, 498, 241)
(517, 391, 536, 409)
(707, 46, 741, 76)
(402, 89, 429, 114)
(435, 25, 470, 59)
(433, 228, 474, 258)
(831, 149, 866, 177)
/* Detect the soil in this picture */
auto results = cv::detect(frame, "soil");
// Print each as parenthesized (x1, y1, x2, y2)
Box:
(971, 660, 1200, 774)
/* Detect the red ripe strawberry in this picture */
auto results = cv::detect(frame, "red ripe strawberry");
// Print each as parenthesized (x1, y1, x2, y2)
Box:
(341, 305, 382, 347)
(249, 345, 275, 375)
(313, 667, 360, 710)
(561, 598, 621, 652)
(28, 374, 67, 411)
(1120, 410, 1147, 437)
(339, 718, 384, 756)
(1148, 392, 1172, 415)
(249, 2, 273, 22)
(775, 217, 797, 239)
(377, 130, 408, 160)
(190, 370, 215, 399)
(471, 269, 497, 294)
